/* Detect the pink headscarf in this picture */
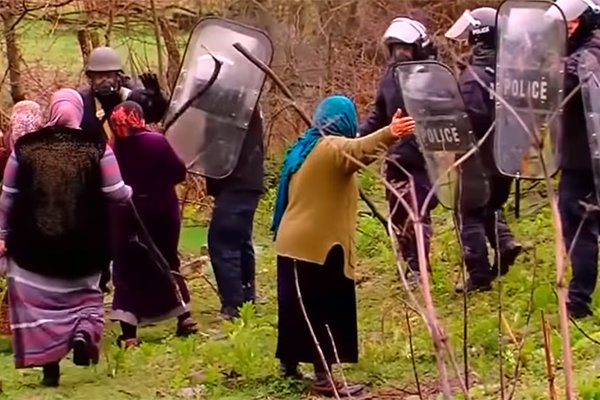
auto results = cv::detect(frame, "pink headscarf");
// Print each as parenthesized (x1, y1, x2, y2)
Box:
(46, 88, 84, 129)
(7, 100, 43, 150)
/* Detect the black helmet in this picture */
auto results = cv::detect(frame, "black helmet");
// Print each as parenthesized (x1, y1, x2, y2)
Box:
(445, 7, 497, 48)
(382, 17, 437, 61)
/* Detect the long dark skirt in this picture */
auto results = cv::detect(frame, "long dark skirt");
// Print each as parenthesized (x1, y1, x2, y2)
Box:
(276, 246, 358, 366)
(110, 206, 190, 326)
(7, 260, 104, 368)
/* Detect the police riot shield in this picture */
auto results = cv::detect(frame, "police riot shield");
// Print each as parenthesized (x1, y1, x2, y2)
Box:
(494, 0, 567, 179)
(578, 50, 600, 203)
(396, 61, 490, 210)
(164, 17, 273, 179)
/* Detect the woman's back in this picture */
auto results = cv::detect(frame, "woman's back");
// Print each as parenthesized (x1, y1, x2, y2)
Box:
(7, 125, 110, 278)
(112, 131, 186, 211)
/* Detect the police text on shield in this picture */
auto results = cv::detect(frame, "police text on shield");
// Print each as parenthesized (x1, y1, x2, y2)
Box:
(503, 78, 548, 101)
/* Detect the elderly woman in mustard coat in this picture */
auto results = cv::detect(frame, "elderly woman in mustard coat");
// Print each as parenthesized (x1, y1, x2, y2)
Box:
(271, 95, 415, 397)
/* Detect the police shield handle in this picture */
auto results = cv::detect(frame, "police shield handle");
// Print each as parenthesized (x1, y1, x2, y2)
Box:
(391, 109, 415, 137)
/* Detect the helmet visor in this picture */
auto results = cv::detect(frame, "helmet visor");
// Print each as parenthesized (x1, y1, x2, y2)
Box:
(384, 18, 423, 44)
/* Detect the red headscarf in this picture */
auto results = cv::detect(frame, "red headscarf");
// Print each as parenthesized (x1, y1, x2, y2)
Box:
(109, 101, 146, 141)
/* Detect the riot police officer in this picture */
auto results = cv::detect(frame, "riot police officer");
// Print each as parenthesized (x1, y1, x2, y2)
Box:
(359, 17, 438, 284)
(79, 46, 168, 144)
(78, 47, 168, 293)
(446, 8, 522, 293)
(552, 0, 600, 318)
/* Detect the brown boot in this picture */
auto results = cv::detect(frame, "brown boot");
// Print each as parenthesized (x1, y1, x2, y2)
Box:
(311, 373, 364, 397)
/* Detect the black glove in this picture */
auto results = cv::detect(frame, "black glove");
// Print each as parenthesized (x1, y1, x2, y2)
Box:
(139, 73, 161, 95)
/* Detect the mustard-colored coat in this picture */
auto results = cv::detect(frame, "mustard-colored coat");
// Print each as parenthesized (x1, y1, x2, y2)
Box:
(275, 127, 397, 280)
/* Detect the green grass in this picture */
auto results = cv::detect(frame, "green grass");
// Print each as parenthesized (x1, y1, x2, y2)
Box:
(4, 178, 600, 400)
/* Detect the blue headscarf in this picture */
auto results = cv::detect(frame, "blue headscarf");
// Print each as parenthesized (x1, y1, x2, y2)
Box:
(271, 95, 358, 236)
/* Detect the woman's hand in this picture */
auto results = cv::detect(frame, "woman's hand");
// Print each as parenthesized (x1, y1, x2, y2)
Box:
(390, 109, 415, 137)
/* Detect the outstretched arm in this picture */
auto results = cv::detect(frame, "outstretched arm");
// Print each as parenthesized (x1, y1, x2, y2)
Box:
(331, 126, 398, 173)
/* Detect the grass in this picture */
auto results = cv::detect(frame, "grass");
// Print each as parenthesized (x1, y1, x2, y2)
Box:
(3, 17, 600, 400)
(4, 166, 600, 400)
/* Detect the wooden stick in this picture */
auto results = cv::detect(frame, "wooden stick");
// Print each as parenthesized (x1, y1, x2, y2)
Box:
(541, 311, 558, 400)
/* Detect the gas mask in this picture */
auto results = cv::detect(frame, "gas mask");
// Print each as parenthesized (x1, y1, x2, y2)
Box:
(89, 72, 122, 98)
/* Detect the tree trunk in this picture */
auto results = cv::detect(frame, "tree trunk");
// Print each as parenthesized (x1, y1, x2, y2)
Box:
(89, 30, 99, 48)
(158, 17, 180, 92)
(77, 28, 92, 65)
(149, 0, 165, 88)
(105, 0, 114, 46)
(1, 6, 25, 103)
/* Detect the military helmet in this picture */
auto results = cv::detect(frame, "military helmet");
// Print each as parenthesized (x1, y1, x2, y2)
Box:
(86, 47, 122, 73)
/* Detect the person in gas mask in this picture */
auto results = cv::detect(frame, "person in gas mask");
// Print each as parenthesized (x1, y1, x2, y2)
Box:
(359, 17, 438, 284)
(78, 46, 168, 293)
(79, 47, 168, 144)
(553, 0, 600, 318)
(445, 7, 522, 293)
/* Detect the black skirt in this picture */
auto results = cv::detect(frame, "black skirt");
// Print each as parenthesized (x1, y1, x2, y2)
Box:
(276, 245, 358, 365)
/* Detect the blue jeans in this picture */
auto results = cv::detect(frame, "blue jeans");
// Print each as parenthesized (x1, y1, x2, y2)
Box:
(559, 170, 600, 311)
(208, 191, 260, 314)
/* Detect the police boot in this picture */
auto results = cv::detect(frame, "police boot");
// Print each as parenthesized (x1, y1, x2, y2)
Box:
(491, 242, 523, 277)
(456, 259, 493, 293)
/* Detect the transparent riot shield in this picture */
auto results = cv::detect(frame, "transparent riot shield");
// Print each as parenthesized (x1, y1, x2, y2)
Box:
(164, 17, 274, 179)
(494, 0, 567, 179)
(578, 50, 600, 203)
(396, 61, 490, 210)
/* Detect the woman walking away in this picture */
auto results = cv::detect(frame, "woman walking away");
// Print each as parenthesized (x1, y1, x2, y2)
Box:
(0, 101, 43, 336)
(5, 101, 43, 152)
(2, 88, 132, 387)
(273, 95, 415, 397)
(108, 101, 196, 346)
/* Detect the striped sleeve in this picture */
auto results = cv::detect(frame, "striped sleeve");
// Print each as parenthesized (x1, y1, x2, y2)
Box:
(0, 151, 19, 239)
(100, 146, 132, 203)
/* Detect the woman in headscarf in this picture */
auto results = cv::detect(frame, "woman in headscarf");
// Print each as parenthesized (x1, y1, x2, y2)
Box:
(108, 101, 195, 347)
(273, 95, 415, 397)
(1, 88, 132, 386)
(5, 101, 43, 151)
(0, 101, 43, 337)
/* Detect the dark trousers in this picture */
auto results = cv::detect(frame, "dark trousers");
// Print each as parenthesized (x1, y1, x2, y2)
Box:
(386, 173, 437, 272)
(458, 176, 516, 283)
(559, 170, 600, 310)
(208, 191, 260, 314)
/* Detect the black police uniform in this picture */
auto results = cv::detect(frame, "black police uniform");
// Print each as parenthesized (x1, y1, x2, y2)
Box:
(559, 26, 600, 317)
(457, 45, 520, 289)
(359, 63, 437, 274)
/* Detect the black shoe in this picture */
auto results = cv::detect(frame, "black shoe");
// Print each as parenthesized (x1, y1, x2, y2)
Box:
(220, 305, 239, 321)
(280, 361, 304, 380)
(406, 270, 422, 287)
(42, 363, 60, 387)
(455, 278, 492, 293)
(491, 244, 523, 277)
(567, 302, 594, 319)
(72, 332, 91, 366)
(176, 317, 198, 337)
